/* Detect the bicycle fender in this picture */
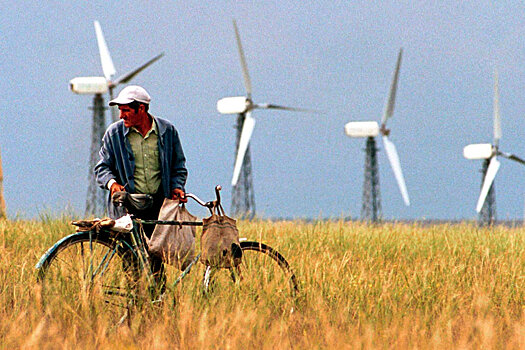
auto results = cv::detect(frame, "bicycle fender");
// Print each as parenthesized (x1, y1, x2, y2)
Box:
(35, 230, 136, 270)
(35, 232, 87, 270)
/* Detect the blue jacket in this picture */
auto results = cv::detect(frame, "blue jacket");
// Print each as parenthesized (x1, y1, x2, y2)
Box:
(95, 116, 187, 218)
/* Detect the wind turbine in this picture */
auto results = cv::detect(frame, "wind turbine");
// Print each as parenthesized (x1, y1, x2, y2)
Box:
(463, 70, 525, 225)
(0, 148, 6, 219)
(69, 20, 164, 216)
(344, 48, 410, 222)
(217, 20, 312, 218)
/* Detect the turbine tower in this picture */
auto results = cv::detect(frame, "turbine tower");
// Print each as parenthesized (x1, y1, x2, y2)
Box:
(0, 148, 6, 219)
(463, 70, 525, 225)
(344, 48, 410, 222)
(69, 20, 163, 216)
(217, 20, 312, 218)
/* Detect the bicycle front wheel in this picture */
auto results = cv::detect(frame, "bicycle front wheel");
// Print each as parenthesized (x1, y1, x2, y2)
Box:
(37, 231, 141, 320)
(203, 241, 299, 300)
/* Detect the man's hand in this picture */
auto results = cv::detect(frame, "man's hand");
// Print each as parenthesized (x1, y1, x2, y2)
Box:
(110, 182, 125, 197)
(172, 188, 187, 203)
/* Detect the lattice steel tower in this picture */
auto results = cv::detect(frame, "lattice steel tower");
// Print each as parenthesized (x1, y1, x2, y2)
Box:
(478, 159, 496, 226)
(85, 94, 107, 216)
(231, 114, 256, 218)
(361, 137, 382, 222)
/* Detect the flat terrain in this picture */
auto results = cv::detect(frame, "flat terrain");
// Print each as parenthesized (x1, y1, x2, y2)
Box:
(0, 218, 523, 349)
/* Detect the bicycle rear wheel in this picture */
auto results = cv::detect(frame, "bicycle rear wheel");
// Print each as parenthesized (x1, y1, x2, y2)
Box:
(37, 231, 141, 320)
(203, 241, 299, 299)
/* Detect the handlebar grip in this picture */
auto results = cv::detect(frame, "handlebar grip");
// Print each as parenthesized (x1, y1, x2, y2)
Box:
(112, 191, 127, 206)
(111, 191, 154, 211)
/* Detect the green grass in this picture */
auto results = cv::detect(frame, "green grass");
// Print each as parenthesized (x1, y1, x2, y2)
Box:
(0, 218, 523, 349)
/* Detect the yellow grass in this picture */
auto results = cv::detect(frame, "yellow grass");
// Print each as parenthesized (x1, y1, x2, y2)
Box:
(0, 217, 523, 349)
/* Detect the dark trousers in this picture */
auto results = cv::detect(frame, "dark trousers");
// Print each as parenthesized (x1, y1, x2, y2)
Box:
(128, 190, 166, 292)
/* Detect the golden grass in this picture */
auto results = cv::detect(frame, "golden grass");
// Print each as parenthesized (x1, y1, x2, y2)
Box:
(0, 218, 523, 349)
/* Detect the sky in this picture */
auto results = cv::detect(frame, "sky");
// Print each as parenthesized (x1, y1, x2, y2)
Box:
(1, 1, 524, 221)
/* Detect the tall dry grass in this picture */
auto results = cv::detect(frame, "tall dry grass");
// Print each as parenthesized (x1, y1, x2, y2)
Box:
(0, 217, 523, 349)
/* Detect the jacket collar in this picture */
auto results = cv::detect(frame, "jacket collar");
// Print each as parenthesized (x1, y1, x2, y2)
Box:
(123, 114, 168, 137)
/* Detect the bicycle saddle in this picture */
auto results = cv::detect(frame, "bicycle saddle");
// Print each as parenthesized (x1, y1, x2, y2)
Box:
(112, 191, 154, 211)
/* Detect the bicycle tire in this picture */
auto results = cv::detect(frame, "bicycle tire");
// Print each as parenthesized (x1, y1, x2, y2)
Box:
(37, 230, 142, 319)
(203, 241, 299, 298)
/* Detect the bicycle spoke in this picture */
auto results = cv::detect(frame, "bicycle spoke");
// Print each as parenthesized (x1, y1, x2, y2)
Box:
(91, 245, 118, 280)
(38, 233, 141, 323)
(54, 254, 75, 270)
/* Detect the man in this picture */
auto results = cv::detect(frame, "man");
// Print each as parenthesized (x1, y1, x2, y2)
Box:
(95, 85, 187, 289)
(95, 85, 187, 217)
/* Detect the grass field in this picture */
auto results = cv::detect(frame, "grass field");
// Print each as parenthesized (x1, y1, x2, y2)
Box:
(0, 217, 523, 349)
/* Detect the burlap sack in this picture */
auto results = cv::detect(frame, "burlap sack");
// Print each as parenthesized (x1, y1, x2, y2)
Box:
(200, 205, 242, 268)
(146, 198, 196, 270)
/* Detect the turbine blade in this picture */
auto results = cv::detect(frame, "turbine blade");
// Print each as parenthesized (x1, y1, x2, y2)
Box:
(476, 157, 501, 212)
(381, 48, 403, 125)
(499, 151, 525, 165)
(257, 103, 320, 113)
(112, 53, 164, 86)
(94, 20, 116, 82)
(493, 69, 501, 144)
(232, 112, 256, 186)
(233, 20, 252, 98)
(382, 135, 410, 206)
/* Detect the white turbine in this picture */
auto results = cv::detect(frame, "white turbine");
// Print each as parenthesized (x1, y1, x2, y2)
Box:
(344, 48, 410, 220)
(463, 70, 525, 215)
(217, 20, 314, 187)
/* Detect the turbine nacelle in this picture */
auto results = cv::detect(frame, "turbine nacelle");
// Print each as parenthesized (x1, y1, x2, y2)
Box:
(69, 77, 108, 94)
(217, 96, 252, 114)
(463, 143, 493, 160)
(344, 121, 379, 138)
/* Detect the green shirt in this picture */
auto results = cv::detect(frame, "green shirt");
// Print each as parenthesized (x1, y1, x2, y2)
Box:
(127, 120, 161, 194)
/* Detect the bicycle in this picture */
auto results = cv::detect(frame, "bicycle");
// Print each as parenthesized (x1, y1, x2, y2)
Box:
(35, 185, 298, 320)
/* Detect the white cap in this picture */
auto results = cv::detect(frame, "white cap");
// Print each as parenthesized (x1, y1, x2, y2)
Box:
(109, 85, 151, 106)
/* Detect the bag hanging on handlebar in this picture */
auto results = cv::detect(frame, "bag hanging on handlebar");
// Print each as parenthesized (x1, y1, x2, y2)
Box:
(146, 198, 196, 270)
(200, 204, 242, 268)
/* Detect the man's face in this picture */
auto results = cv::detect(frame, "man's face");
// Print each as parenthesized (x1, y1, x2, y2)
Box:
(118, 104, 142, 128)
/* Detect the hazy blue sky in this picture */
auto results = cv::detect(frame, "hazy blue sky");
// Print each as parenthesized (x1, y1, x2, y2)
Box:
(1, 1, 524, 220)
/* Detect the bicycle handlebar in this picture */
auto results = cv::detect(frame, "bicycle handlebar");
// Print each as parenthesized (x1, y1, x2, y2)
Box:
(113, 185, 222, 215)
(185, 185, 222, 213)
